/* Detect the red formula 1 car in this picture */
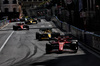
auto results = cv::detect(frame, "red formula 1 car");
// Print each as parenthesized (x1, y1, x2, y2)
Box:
(46, 35, 78, 53)
(13, 22, 29, 30)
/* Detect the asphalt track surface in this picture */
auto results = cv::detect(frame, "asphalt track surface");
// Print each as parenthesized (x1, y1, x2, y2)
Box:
(0, 19, 100, 66)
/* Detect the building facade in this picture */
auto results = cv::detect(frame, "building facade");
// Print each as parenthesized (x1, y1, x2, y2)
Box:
(1, 0, 19, 12)
(19, 0, 48, 8)
(0, 0, 20, 19)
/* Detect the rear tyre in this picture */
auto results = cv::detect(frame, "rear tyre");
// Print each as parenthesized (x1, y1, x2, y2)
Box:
(74, 50, 78, 53)
(36, 32, 39, 39)
(38, 19, 41, 22)
(36, 21, 37, 24)
(72, 44, 78, 53)
(46, 43, 51, 54)
(27, 26, 29, 30)
(13, 26, 17, 30)
(38, 36, 42, 41)
(25, 25, 29, 30)
(74, 45, 78, 53)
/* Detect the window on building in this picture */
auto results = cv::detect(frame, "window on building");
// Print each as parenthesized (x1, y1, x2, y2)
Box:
(5, 8, 8, 13)
(12, 0, 17, 4)
(3, 0, 9, 4)
(13, 8, 16, 12)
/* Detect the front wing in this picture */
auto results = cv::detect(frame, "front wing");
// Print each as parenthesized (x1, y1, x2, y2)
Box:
(46, 43, 78, 53)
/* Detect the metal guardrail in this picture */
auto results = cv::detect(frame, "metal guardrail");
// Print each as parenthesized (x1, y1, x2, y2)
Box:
(0, 19, 9, 28)
(51, 16, 100, 52)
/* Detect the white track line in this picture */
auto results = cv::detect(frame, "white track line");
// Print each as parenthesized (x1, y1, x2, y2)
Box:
(0, 31, 14, 52)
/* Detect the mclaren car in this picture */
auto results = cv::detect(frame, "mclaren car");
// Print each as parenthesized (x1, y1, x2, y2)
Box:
(46, 35, 78, 53)
(13, 22, 29, 30)
(36, 28, 60, 41)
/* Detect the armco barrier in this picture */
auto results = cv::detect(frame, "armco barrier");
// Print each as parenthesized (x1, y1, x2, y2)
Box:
(62, 22, 70, 32)
(56, 16, 62, 28)
(70, 25, 85, 41)
(84, 32, 94, 47)
(92, 34, 100, 51)
(67, 23, 95, 48)
(52, 16, 70, 32)
(51, 16, 61, 28)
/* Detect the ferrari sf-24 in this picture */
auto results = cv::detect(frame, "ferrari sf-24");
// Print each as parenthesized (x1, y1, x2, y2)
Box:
(46, 35, 78, 53)
(13, 22, 29, 30)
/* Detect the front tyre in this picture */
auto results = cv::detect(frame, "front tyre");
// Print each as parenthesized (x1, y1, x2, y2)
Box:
(27, 26, 29, 30)
(13, 26, 17, 30)
(36, 32, 39, 39)
(46, 43, 51, 54)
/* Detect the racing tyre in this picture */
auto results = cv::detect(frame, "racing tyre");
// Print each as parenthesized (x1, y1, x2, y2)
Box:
(38, 19, 41, 22)
(72, 44, 78, 53)
(13, 26, 17, 30)
(36, 32, 39, 39)
(38, 36, 42, 41)
(74, 50, 78, 53)
(74, 45, 78, 53)
(36, 21, 37, 24)
(25, 25, 29, 30)
(27, 26, 29, 30)
(25, 21, 27, 24)
(46, 43, 51, 54)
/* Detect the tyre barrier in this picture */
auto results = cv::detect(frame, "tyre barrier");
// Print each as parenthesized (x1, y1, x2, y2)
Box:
(51, 16, 100, 52)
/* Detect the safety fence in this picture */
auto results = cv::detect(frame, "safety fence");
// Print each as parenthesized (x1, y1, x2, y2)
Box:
(51, 16, 100, 52)
(0, 19, 9, 28)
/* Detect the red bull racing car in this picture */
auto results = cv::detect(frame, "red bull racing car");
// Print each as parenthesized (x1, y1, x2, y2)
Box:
(13, 22, 29, 30)
(46, 35, 78, 53)
(25, 18, 37, 24)
(36, 28, 60, 41)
